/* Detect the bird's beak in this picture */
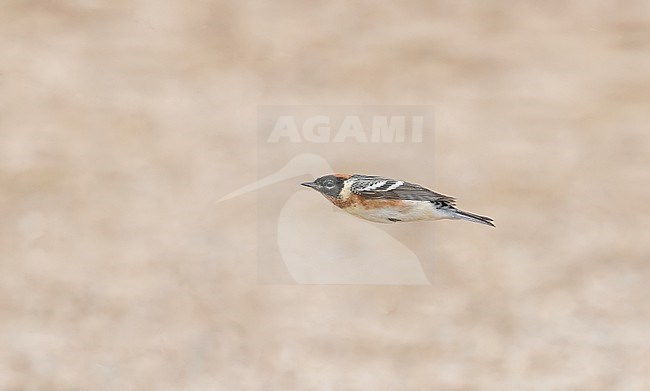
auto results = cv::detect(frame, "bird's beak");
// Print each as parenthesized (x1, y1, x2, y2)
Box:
(301, 181, 318, 189)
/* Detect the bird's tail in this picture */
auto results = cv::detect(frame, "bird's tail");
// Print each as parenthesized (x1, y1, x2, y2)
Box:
(452, 209, 495, 227)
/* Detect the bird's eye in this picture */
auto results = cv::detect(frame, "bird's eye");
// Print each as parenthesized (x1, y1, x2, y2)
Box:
(324, 179, 335, 189)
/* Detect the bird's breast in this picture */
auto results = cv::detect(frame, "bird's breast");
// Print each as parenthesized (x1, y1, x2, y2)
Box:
(329, 196, 447, 223)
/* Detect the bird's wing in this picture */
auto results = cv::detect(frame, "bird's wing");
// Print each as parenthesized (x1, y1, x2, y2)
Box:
(350, 175, 456, 205)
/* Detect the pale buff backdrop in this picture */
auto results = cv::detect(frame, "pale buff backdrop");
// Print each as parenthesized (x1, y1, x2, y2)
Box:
(1, 1, 649, 390)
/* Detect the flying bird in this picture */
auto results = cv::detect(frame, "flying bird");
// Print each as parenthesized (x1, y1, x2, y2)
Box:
(302, 174, 495, 227)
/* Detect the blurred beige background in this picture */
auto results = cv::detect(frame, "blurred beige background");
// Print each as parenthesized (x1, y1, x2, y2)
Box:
(1, 1, 649, 390)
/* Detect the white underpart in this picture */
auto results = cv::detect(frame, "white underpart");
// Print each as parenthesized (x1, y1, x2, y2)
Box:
(344, 200, 454, 224)
(359, 180, 386, 191)
(384, 180, 403, 191)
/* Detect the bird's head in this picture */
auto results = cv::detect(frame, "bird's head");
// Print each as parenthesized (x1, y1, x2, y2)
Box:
(301, 174, 349, 198)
